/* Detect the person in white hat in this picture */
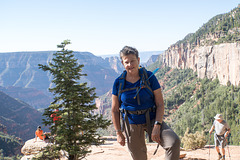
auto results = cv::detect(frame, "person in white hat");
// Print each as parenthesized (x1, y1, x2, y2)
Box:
(209, 114, 231, 160)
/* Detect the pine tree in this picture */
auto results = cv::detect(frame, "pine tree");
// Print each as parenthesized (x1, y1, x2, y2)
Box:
(38, 40, 111, 160)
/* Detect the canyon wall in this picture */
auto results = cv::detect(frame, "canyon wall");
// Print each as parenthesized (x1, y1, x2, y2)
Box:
(0, 51, 119, 97)
(161, 42, 240, 86)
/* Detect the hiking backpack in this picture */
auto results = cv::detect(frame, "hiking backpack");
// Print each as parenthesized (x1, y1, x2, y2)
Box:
(117, 67, 156, 142)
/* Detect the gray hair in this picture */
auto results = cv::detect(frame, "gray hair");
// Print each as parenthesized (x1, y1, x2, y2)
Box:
(119, 46, 139, 60)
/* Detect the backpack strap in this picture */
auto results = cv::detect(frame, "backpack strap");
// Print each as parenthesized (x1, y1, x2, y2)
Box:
(139, 67, 154, 100)
(118, 70, 127, 133)
(118, 67, 154, 105)
(118, 70, 127, 103)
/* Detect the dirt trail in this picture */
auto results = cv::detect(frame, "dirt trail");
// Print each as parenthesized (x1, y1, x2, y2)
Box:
(85, 137, 240, 160)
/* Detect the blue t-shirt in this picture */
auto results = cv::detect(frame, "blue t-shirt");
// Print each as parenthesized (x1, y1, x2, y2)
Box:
(112, 70, 161, 124)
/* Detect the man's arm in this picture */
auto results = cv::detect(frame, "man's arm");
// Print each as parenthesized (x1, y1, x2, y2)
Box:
(151, 88, 164, 144)
(111, 94, 125, 146)
(209, 125, 215, 134)
(224, 128, 231, 139)
(34, 133, 37, 142)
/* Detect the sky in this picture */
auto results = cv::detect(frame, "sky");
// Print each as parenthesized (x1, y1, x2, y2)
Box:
(0, 0, 239, 56)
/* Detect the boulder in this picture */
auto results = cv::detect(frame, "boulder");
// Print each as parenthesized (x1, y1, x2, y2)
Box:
(20, 138, 67, 160)
(21, 138, 49, 159)
(21, 138, 49, 155)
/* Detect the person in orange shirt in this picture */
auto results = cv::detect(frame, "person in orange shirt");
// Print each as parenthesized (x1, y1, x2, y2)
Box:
(35, 126, 49, 142)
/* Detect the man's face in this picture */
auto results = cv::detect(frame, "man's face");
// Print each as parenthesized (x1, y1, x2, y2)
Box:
(121, 54, 140, 74)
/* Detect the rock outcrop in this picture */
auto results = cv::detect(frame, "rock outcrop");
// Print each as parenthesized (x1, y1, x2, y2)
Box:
(95, 90, 112, 115)
(160, 42, 240, 86)
(21, 139, 49, 160)
(104, 56, 124, 74)
(21, 138, 67, 160)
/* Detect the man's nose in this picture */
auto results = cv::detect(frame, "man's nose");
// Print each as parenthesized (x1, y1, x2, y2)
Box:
(128, 62, 133, 66)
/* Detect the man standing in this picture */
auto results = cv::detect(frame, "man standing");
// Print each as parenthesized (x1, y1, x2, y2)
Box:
(209, 114, 231, 160)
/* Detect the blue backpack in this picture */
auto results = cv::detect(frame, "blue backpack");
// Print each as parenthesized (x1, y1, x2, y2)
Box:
(117, 67, 155, 142)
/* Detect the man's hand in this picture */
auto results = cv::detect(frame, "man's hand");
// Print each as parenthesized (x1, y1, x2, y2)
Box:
(116, 132, 125, 146)
(151, 125, 161, 144)
(224, 133, 229, 139)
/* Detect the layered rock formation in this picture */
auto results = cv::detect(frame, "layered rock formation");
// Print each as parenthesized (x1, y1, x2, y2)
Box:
(160, 42, 240, 86)
(95, 90, 112, 115)
(0, 51, 119, 97)
(104, 56, 124, 74)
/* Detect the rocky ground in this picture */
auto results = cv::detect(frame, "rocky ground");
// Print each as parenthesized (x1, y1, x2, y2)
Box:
(20, 137, 239, 160)
(85, 136, 240, 160)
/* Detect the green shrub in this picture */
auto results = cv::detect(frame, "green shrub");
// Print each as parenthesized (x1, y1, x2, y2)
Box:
(181, 128, 207, 150)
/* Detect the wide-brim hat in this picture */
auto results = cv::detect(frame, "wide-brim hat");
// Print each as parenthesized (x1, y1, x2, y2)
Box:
(214, 114, 223, 120)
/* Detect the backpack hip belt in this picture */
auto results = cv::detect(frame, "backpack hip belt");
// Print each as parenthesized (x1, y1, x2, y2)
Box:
(120, 106, 156, 142)
(126, 107, 156, 115)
